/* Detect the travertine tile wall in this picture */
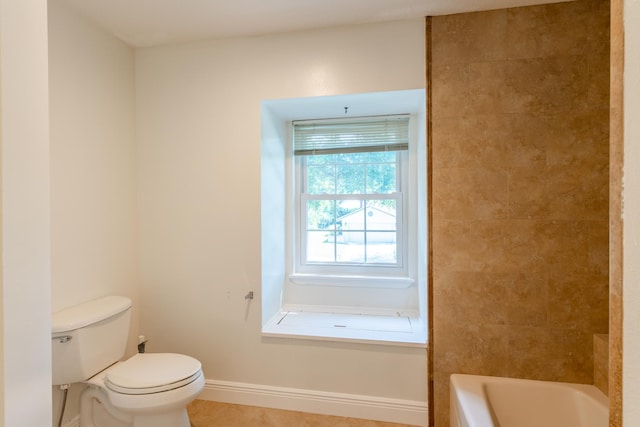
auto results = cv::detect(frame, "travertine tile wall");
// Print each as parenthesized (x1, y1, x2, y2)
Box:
(608, 0, 623, 425)
(593, 334, 609, 395)
(429, 1, 610, 425)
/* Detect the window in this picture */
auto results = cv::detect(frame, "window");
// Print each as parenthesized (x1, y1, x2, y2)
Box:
(260, 90, 427, 346)
(292, 116, 410, 283)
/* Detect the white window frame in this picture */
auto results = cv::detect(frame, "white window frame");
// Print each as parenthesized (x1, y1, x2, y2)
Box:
(290, 118, 412, 288)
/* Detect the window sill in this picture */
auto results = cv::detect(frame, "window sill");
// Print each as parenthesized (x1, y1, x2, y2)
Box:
(262, 307, 427, 348)
(289, 273, 414, 288)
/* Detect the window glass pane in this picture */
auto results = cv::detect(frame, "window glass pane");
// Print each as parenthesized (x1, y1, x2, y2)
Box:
(336, 152, 366, 164)
(337, 201, 364, 232)
(365, 200, 397, 230)
(366, 163, 396, 194)
(306, 154, 335, 165)
(365, 200, 397, 264)
(337, 232, 365, 263)
(365, 232, 397, 264)
(337, 203, 365, 263)
(307, 231, 335, 262)
(366, 151, 397, 163)
(306, 200, 335, 230)
(307, 165, 335, 194)
(304, 197, 401, 266)
(336, 164, 365, 194)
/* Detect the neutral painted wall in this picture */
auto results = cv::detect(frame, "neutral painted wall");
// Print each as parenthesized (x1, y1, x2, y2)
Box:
(0, 28, 3, 423)
(48, 1, 138, 423)
(623, 0, 640, 424)
(135, 20, 428, 403)
(49, 1, 138, 315)
(0, 0, 51, 425)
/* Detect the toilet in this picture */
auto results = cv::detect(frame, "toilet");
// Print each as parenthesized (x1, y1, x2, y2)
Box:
(52, 296, 204, 427)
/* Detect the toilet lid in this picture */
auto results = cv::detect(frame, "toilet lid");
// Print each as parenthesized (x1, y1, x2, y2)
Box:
(105, 353, 202, 395)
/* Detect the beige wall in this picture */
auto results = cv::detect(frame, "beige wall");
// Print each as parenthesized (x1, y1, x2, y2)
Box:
(135, 19, 428, 409)
(46, 6, 429, 424)
(48, 2, 139, 423)
(48, 1, 138, 315)
(429, 0, 610, 425)
(46, 8, 428, 422)
(0, 0, 51, 425)
(0, 18, 4, 424)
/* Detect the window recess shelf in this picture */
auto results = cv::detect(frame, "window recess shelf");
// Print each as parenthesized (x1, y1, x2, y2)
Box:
(288, 273, 414, 288)
(262, 306, 427, 347)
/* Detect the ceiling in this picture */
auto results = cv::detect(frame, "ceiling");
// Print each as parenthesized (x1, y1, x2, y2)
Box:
(57, 0, 571, 48)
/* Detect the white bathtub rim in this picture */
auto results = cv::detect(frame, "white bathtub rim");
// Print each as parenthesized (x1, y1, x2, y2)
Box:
(450, 374, 609, 427)
(451, 374, 495, 427)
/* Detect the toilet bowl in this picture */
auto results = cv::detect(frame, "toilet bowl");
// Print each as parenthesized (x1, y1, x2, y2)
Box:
(52, 296, 204, 427)
(82, 353, 204, 427)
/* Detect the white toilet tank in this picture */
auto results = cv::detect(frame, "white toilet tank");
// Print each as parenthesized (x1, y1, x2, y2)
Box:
(52, 296, 132, 386)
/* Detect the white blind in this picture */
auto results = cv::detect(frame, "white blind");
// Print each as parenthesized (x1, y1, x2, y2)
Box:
(293, 115, 409, 156)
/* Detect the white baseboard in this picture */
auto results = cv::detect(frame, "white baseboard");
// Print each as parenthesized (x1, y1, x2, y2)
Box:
(198, 379, 428, 427)
(62, 415, 80, 427)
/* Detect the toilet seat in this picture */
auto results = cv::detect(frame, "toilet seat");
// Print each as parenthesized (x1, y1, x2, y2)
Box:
(105, 353, 202, 395)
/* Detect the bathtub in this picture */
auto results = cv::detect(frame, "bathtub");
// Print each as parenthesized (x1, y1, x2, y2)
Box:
(450, 374, 608, 427)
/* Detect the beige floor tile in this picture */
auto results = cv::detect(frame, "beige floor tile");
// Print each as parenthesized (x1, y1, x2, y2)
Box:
(187, 400, 420, 427)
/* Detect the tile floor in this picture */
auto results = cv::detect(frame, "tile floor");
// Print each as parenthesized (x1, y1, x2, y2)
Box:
(187, 400, 420, 427)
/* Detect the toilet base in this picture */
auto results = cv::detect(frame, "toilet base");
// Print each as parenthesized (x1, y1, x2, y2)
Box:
(80, 384, 197, 427)
(80, 360, 203, 427)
